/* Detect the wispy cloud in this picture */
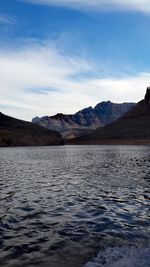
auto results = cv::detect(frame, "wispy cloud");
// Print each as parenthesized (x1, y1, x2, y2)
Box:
(20, 0, 150, 14)
(0, 14, 15, 24)
(0, 42, 149, 121)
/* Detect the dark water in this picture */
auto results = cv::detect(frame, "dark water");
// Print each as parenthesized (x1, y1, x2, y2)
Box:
(0, 145, 150, 267)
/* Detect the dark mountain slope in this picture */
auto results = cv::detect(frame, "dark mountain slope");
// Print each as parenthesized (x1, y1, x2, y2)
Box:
(70, 88, 150, 145)
(0, 112, 63, 147)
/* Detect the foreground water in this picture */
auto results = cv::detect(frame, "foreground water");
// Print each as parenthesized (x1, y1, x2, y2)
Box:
(0, 145, 149, 267)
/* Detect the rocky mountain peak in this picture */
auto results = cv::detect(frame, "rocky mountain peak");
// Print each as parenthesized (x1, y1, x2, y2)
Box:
(145, 87, 150, 103)
(77, 106, 93, 115)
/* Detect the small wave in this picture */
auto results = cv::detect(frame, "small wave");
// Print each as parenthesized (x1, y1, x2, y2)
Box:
(84, 246, 150, 267)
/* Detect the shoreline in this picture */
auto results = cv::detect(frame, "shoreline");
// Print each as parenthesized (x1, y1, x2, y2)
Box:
(0, 140, 150, 148)
(65, 139, 150, 146)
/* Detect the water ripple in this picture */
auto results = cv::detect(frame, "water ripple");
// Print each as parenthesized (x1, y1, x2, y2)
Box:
(0, 145, 149, 266)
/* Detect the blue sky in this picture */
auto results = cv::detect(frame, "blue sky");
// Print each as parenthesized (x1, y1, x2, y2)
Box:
(0, 0, 150, 120)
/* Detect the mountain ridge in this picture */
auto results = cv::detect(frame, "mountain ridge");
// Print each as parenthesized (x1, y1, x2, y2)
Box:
(69, 88, 150, 145)
(32, 101, 136, 139)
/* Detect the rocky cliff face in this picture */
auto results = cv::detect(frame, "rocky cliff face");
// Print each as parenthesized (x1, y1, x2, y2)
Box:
(94, 101, 135, 125)
(71, 88, 150, 144)
(0, 112, 63, 147)
(145, 87, 150, 103)
(32, 102, 135, 139)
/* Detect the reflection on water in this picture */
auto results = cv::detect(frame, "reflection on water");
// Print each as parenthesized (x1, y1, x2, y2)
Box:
(0, 145, 150, 266)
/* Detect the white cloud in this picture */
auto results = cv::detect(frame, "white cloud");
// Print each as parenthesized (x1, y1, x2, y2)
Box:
(0, 42, 149, 121)
(21, 0, 150, 14)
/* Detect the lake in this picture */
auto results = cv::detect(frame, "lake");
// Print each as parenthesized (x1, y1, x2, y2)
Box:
(0, 145, 149, 267)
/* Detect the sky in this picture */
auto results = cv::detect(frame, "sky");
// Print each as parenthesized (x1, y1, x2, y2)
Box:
(1, 0, 150, 120)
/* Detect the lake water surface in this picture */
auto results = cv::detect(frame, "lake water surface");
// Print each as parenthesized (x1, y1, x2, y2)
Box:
(0, 145, 150, 267)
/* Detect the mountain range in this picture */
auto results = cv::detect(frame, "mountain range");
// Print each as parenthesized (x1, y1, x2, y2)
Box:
(32, 101, 135, 139)
(0, 88, 149, 147)
(0, 112, 63, 147)
(70, 88, 150, 145)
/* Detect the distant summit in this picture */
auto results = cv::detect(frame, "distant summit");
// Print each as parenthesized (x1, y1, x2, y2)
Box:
(32, 101, 135, 139)
(71, 88, 150, 145)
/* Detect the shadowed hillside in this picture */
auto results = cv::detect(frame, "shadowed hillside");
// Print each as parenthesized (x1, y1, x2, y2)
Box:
(0, 112, 63, 147)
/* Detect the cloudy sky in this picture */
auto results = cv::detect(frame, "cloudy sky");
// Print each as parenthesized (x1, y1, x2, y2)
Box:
(0, 0, 150, 120)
